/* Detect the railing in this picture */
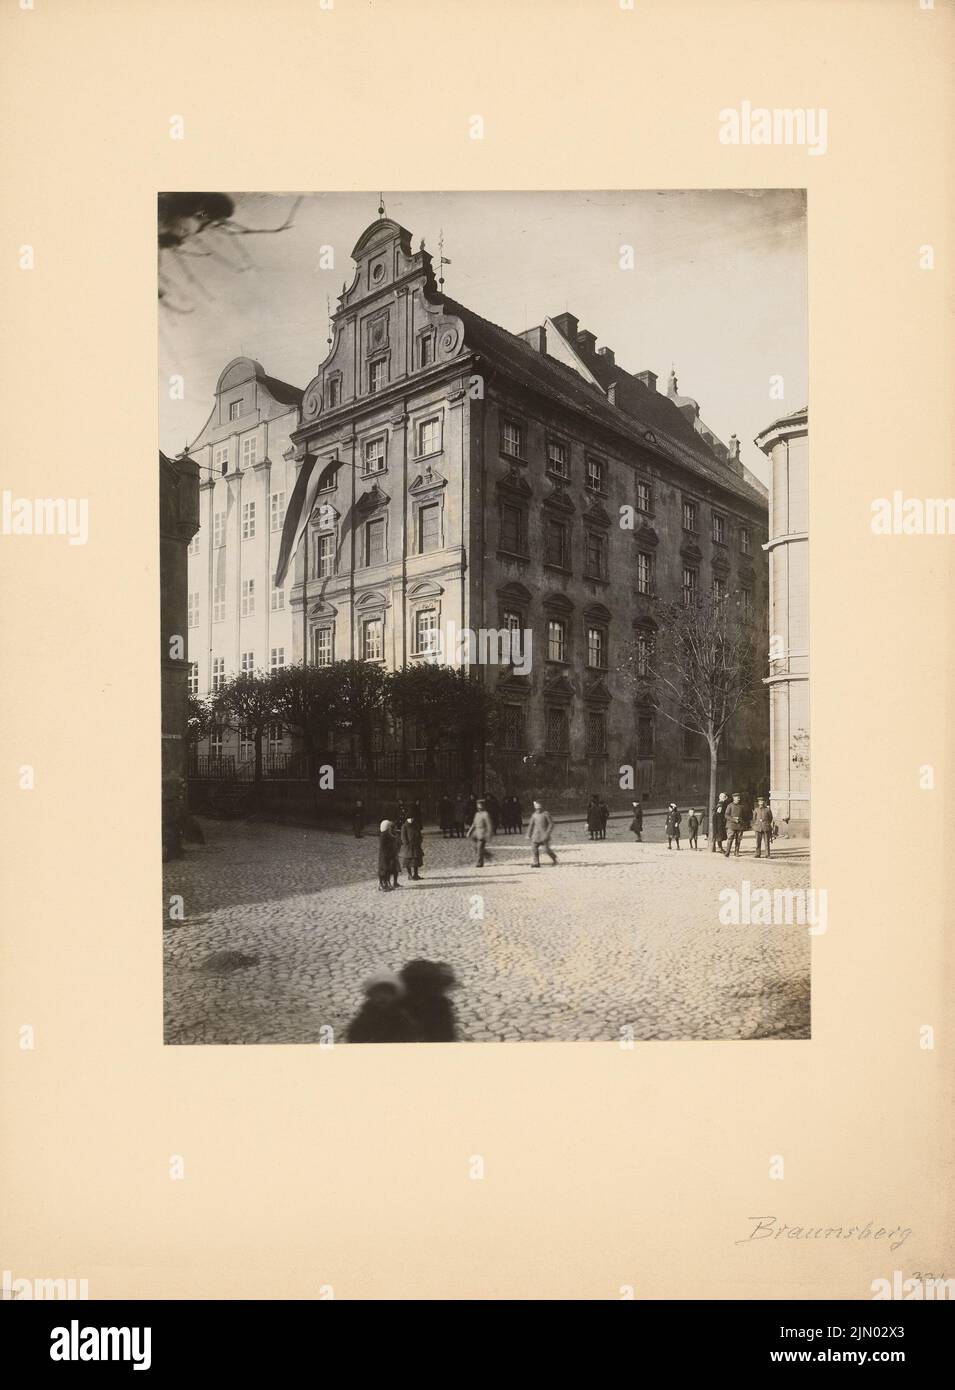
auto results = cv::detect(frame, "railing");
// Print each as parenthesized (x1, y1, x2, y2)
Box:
(190, 748, 466, 783)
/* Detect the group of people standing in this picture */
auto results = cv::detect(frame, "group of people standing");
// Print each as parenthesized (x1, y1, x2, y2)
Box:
(436, 792, 524, 837)
(710, 792, 776, 857)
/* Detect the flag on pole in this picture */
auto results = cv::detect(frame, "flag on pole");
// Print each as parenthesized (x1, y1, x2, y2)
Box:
(273, 452, 342, 588)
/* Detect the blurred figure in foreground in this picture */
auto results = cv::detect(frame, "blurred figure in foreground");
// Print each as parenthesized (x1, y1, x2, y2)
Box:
(399, 959, 460, 1041)
(346, 970, 418, 1042)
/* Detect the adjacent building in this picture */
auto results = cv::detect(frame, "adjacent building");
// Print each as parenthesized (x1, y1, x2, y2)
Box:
(160, 449, 200, 854)
(185, 357, 302, 772)
(283, 214, 770, 804)
(755, 406, 809, 834)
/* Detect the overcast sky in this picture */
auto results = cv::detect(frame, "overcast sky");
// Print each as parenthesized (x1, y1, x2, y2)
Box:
(158, 189, 807, 483)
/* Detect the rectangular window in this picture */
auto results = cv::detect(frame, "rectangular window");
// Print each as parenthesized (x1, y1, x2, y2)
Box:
(187, 662, 199, 695)
(499, 503, 525, 555)
(211, 657, 225, 692)
(242, 501, 255, 540)
(188, 592, 199, 628)
(270, 647, 285, 671)
(312, 627, 333, 667)
(502, 609, 522, 634)
(584, 531, 605, 579)
(326, 377, 341, 408)
(637, 714, 654, 757)
(637, 550, 654, 595)
(547, 618, 566, 663)
(270, 582, 285, 612)
(682, 566, 698, 606)
(314, 531, 335, 579)
(587, 710, 607, 755)
(740, 587, 752, 616)
(586, 456, 604, 492)
(213, 585, 226, 622)
(239, 728, 254, 761)
(417, 502, 441, 554)
(268, 722, 283, 754)
(414, 609, 440, 656)
(417, 417, 440, 456)
(213, 511, 225, 548)
(229, 400, 241, 421)
(188, 533, 200, 556)
(547, 438, 569, 478)
(270, 492, 285, 531)
(501, 704, 524, 751)
(214, 445, 230, 475)
(712, 512, 726, 545)
(682, 727, 698, 757)
(587, 626, 606, 669)
(502, 420, 524, 459)
(241, 651, 254, 674)
(210, 729, 224, 757)
(362, 618, 383, 661)
(636, 629, 652, 677)
(545, 519, 568, 568)
(364, 518, 385, 567)
(713, 574, 727, 602)
(636, 479, 653, 514)
(369, 358, 387, 393)
(545, 707, 569, 754)
(682, 498, 698, 533)
(419, 334, 434, 368)
(363, 436, 386, 474)
(241, 578, 255, 616)
(740, 526, 752, 555)
(241, 435, 257, 468)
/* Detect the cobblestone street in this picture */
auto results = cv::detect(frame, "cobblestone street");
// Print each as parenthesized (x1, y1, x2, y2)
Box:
(163, 816, 811, 1044)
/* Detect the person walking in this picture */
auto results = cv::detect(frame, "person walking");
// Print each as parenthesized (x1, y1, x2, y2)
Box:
(629, 799, 643, 842)
(711, 792, 729, 854)
(467, 798, 494, 867)
(528, 800, 558, 867)
(687, 809, 700, 851)
(399, 815, 424, 880)
(377, 820, 399, 891)
(351, 798, 366, 838)
(724, 793, 745, 858)
(752, 797, 774, 858)
(399, 959, 460, 1042)
(665, 802, 682, 850)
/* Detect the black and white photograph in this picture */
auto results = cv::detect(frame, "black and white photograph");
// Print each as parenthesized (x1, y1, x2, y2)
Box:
(160, 189, 810, 1046)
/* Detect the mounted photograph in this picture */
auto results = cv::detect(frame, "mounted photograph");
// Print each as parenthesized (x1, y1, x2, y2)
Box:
(159, 189, 810, 1045)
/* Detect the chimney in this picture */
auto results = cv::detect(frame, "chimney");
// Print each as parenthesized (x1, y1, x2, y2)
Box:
(597, 346, 615, 366)
(635, 369, 657, 391)
(519, 325, 546, 353)
(550, 312, 579, 342)
(576, 329, 597, 356)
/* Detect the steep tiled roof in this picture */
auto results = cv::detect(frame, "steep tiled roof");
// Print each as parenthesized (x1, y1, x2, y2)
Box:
(439, 294, 764, 510)
(259, 373, 303, 407)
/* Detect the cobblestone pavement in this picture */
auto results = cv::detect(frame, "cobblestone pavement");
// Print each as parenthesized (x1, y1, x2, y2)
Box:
(163, 816, 811, 1045)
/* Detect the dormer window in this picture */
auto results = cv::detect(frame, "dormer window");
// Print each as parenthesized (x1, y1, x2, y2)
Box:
(326, 377, 341, 409)
(229, 400, 242, 421)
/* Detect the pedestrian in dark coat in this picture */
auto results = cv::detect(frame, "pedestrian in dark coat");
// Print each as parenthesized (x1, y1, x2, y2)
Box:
(352, 799, 366, 838)
(665, 803, 682, 850)
(629, 800, 643, 842)
(377, 820, 399, 891)
(453, 793, 468, 838)
(586, 795, 601, 840)
(389, 820, 403, 886)
(687, 809, 700, 850)
(438, 795, 453, 838)
(711, 792, 729, 854)
(752, 797, 774, 858)
(399, 959, 459, 1042)
(485, 793, 501, 833)
(346, 971, 418, 1043)
(597, 799, 610, 840)
(465, 793, 477, 828)
(724, 793, 745, 857)
(399, 817, 424, 879)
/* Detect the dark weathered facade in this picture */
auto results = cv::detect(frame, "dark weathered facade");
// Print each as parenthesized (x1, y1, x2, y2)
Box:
(160, 449, 200, 855)
(288, 216, 769, 807)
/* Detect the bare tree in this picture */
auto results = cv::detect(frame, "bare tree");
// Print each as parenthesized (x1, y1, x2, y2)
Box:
(158, 192, 302, 311)
(618, 593, 762, 848)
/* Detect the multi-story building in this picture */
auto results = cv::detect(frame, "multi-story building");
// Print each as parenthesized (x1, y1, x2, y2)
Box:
(755, 406, 809, 834)
(186, 357, 302, 770)
(286, 214, 770, 804)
